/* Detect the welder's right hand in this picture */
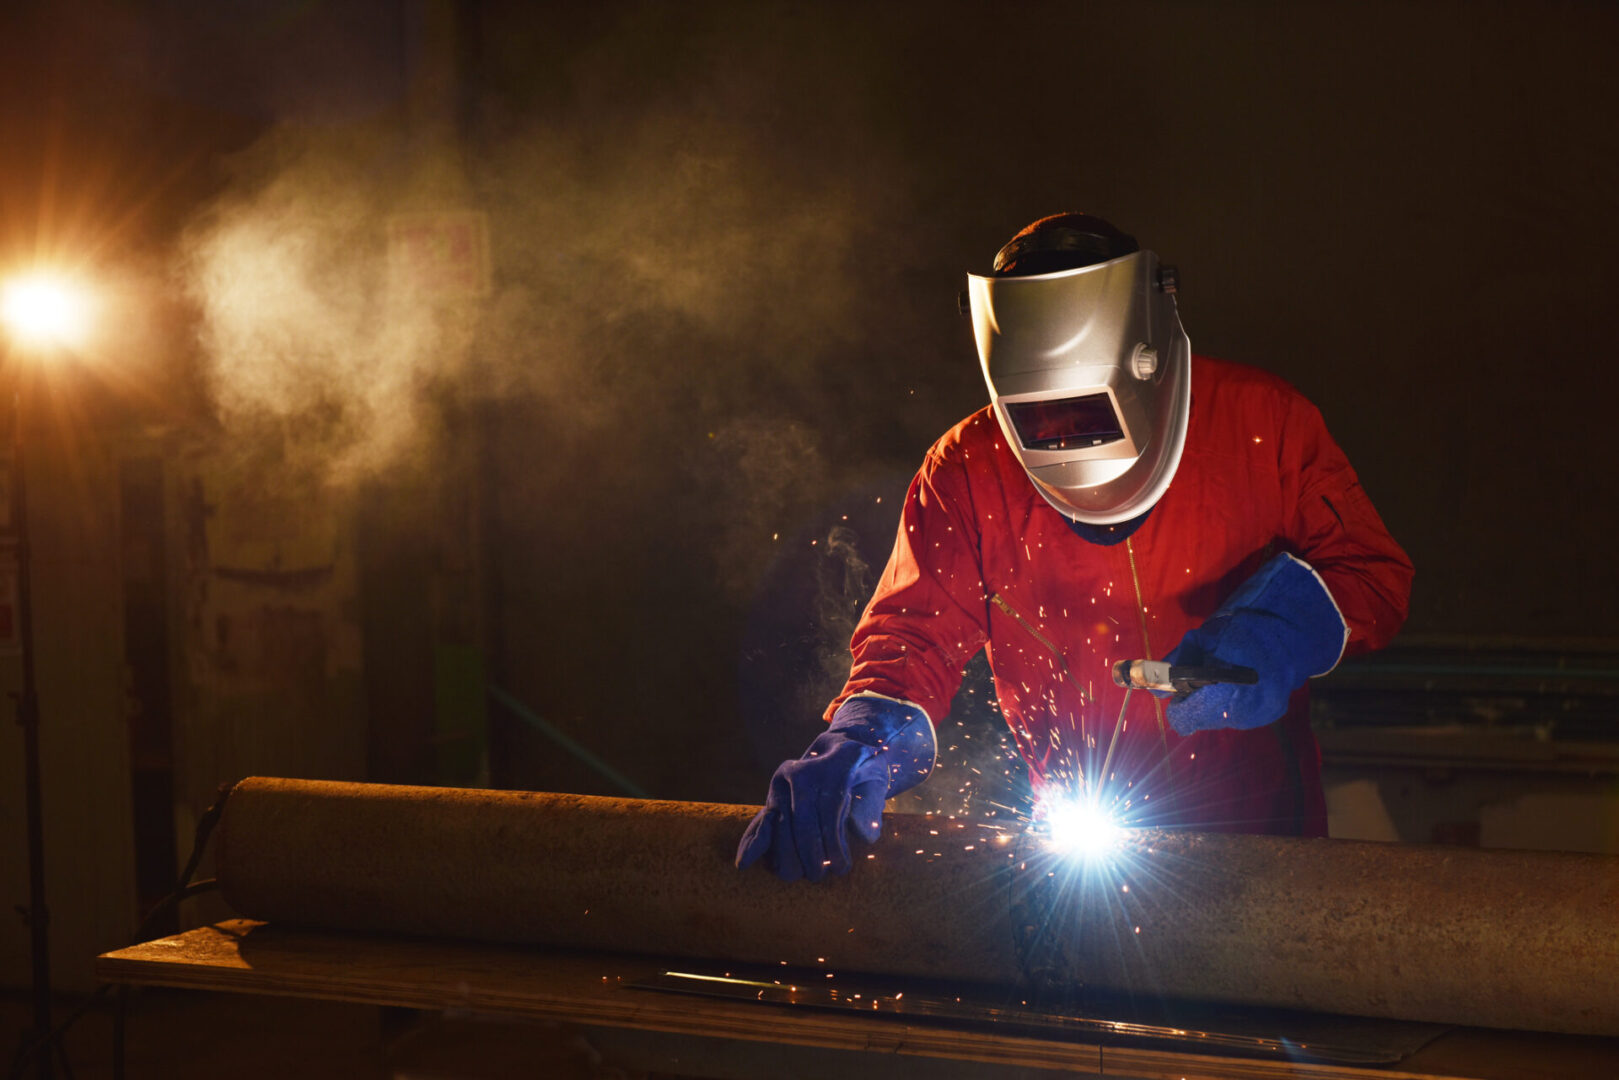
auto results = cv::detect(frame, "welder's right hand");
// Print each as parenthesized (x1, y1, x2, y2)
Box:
(735, 694, 935, 883)
(1163, 552, 1348, 735)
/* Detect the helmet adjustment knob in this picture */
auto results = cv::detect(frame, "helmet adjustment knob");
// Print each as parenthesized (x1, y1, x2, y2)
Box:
(1131, 343, 1159, 380)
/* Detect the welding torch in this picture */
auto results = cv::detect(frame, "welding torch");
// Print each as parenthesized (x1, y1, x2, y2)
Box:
(1111, 659, 1258, 699)
(1092, 660, 1259, 800)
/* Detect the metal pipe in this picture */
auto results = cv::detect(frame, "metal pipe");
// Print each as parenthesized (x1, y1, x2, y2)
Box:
(219, 777, 1019, 985)
(216, 777, 1619, 1036)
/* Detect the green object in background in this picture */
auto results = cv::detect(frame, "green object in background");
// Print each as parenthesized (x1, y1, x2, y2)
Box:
(434, 643, 488, 786)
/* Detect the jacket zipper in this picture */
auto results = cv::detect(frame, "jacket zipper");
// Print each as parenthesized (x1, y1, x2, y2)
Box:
(987, 592, 1091, 707)
(1125, 537, 1171, 758)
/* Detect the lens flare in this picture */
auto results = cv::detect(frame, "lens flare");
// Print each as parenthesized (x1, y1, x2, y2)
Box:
(1039, 796, 1123, 859)
(1, 273, 95, 351)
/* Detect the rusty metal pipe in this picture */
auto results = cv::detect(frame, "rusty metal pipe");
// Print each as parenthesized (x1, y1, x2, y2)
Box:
(216, 777, 1619, 1035)
(218, 778, 1021, 983)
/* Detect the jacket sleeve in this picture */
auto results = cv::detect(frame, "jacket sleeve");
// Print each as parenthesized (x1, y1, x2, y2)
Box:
(824, 447, 992, 726)
(1278, 394, 1414, 657)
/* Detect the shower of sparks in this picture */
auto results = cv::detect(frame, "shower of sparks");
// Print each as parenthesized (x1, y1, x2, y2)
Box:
(751, 508, 1203, 976)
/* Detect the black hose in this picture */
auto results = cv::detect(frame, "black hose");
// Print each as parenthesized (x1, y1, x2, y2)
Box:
(6, 783, 236, 1080)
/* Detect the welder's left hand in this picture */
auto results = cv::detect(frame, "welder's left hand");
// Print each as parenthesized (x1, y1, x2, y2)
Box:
(1163, 553, 1348, 736)
(735, 694, 935, 883)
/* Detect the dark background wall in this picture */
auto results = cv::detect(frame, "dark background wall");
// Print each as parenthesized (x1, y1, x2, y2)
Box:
(466, 0, 1619, 798)
(1, 0, 1616, 987)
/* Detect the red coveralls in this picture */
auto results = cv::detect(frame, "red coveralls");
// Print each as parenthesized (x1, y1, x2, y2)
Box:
(826, 356, 1413, 836)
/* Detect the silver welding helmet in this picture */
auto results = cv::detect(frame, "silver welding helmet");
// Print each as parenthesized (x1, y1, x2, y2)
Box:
(967, 237, 1191, 526)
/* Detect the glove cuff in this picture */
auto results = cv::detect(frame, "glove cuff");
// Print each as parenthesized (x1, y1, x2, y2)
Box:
(829, 693, 937, 797)
(1217, 552, 1349, 678)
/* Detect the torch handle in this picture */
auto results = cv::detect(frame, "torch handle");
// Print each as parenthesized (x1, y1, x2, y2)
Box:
(1110, 659, 1258, 694)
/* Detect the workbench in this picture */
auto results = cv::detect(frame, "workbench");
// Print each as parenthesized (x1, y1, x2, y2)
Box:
(97, 920, 1619, 1080)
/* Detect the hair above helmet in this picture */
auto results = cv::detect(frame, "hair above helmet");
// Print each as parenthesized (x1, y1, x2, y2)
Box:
(968, 214, 1191, 525)
(992, 213, 1139, 277)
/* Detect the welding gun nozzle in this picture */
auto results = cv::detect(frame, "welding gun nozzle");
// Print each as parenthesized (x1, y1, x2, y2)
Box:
(1110, 659, 1133, 688)
(1112, 659, 1171, 691)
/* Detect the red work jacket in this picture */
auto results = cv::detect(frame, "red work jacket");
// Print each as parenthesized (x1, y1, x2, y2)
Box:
(828, 356, 1413, 836)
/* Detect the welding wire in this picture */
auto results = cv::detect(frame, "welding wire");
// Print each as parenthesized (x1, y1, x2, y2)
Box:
(1096, 686, 1131, 802)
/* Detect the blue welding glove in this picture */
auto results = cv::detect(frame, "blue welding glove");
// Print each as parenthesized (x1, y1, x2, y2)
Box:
(735, 694, 935, 883)
(1164, 553, 1348, 736)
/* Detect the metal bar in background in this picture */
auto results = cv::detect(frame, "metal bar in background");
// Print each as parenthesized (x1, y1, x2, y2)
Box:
(487, 683, 649, 797)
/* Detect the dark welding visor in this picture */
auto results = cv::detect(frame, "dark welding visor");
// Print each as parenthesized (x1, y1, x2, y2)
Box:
(1005, 394, 1126, 452)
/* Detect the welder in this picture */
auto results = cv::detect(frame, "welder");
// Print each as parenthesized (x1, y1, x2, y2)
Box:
(738, 214, 1413, 882)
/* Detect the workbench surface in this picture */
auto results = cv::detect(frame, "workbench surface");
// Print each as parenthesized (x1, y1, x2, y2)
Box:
(97, 921, 1619, 1080)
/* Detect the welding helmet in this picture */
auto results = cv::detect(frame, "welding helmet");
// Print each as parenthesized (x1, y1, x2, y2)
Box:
(966, 214, 1191, 526)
